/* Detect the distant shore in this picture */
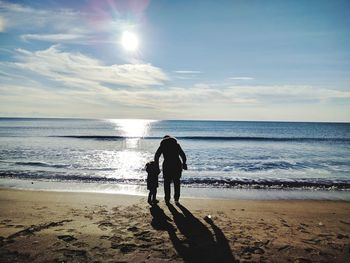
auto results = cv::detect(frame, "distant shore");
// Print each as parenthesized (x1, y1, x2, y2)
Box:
(0, 188, 349, 262)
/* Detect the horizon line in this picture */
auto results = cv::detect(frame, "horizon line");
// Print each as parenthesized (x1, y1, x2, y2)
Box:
(0, 116, 349, 124)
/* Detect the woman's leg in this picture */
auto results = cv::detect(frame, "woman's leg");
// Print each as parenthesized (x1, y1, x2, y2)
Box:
(164, 178, 171, 203)
(174, 178, 180, 202)
(148, 191, 152, 204)
(152, 189, 157, 202)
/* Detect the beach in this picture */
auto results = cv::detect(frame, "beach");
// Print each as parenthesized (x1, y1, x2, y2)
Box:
(1, 0, 350, 261)
(0, 189, 349, 262)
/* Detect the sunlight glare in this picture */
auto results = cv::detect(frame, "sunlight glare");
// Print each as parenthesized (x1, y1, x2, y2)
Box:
(121, 31, 139, 51)
(108, 119, 156, 138)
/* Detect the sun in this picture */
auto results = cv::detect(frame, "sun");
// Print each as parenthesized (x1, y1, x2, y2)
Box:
(121, 31, 139, 52)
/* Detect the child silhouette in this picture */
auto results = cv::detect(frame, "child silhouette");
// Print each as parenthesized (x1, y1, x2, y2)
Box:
(145, 161, 160, 205)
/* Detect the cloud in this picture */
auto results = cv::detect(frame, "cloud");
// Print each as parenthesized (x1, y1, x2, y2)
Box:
(174, 70, 202, 74)
(1, 76, 350, 120)
(0, 1, 95, 44)
(229, 77, 254, 80)
(21, 34, 87, 42)
(0, 16, 5, 32)
(0, 1, 144, 45)
(0, 1, 80, 29)
(1, 45, 349, 120)
(0, 1, 37, 13)
(224, 85, 350, 103)
(9, 45, 168, 88)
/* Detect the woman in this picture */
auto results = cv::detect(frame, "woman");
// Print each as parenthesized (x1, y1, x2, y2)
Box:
(154, 135, 187, 204)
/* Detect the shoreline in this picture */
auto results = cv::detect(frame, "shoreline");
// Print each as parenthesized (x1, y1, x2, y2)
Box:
(1, 178, 350, 201)
(1, 188, 349, 262)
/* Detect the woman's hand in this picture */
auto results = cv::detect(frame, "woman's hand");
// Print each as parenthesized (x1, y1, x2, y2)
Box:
(182, 163, 188, 170)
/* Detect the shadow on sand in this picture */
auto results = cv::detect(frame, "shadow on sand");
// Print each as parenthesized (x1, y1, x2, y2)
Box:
(150, 203, 236, 263)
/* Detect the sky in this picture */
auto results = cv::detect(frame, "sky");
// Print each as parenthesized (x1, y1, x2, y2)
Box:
(0, 0, 349, 121)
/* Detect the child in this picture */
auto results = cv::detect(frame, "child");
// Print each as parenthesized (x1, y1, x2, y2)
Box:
(145, 161, 160, 205)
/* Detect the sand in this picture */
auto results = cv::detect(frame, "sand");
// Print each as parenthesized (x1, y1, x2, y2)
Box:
(0, 188, 349, 263)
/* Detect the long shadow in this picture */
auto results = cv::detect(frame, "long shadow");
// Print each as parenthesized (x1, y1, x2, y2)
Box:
(149, 204, 190, 260)
(150, 203, 236, 263)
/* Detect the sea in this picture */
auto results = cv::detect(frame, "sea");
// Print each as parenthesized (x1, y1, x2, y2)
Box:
(0, 118, 350, 200)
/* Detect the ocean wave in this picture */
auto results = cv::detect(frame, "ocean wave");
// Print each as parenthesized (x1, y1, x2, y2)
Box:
(51, 135, 350, 142)
(192, 161, 303, 172)
(0, 171, 349, 190)
(4, 161, 119, 171)
(2, 158, 348, 174)
(12, 161, 70, 169)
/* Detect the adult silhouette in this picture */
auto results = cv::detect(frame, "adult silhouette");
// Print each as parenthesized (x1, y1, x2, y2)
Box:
(155, 135, 187, 203)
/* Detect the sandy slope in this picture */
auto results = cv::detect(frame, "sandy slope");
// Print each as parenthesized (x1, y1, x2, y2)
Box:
(0, 189, 349, 262)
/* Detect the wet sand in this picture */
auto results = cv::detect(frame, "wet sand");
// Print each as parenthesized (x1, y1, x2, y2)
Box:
(0, 188, 349, 262)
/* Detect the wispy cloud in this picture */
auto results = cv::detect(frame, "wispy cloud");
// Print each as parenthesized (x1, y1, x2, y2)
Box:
(0, 0, 349, 121)
(21, 33, 87, 43)
(0, 15, 5, 32)
(174, 70, 202, 74)
(0, 1, 81, 30)
(229, 77, 254, 80)
(1, 45, 349, 120)
(1, 45, 349, 118)
(1, 82, 350, 119)
(0, 1, 110, 44)
(8, 45, 168, 89)
(2, 45, 350, 98)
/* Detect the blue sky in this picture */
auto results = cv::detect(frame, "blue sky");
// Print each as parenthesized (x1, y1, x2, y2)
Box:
(0, 0, 349, 121)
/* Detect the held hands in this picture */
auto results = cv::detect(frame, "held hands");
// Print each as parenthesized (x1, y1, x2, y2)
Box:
(182, 163, 188, 170)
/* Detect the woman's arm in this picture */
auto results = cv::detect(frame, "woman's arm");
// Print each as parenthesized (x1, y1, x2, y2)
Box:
(154, 145, 162, 164)
(179, 145, 187, 170)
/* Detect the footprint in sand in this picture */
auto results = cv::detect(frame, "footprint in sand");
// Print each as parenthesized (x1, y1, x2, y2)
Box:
(95, 221, 114, 231)
(336, 233, 349, 239)
(280, 219, 290, 227)
(57, 235, 77, 242)
(84, 214, 93, 220)
(73, 241, 89, 248)
(297, 225, 309, 233)
(56, 248, 88, 262)
(112, 206, 120, 212)
(302, 238, 321, 245)
(278, 244, 291, 251)
(111, 242, 137, 253)
(304, 247, 315, 253)
(108, 235, 123, 243)
(34, 206, 48, 210)
(339, 220, 350, 225)
(134, 230, 152, 242)
(293, 257, 312, 263)
(127, 226, 138, 232)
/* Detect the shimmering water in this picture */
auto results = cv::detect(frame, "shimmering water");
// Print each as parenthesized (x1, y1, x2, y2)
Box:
(0, 118, 350, 197)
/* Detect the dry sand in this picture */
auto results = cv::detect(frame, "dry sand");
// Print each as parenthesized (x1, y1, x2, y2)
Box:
(0, 188, 349, 263)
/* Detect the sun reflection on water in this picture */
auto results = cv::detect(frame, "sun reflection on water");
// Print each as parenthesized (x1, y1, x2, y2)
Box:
(113, 150, 147, 178)
(91, 150, 151, 180)
(97, 119, 157, 183)
(107, 119, 157, 149)
(108, 119, 157, 138)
